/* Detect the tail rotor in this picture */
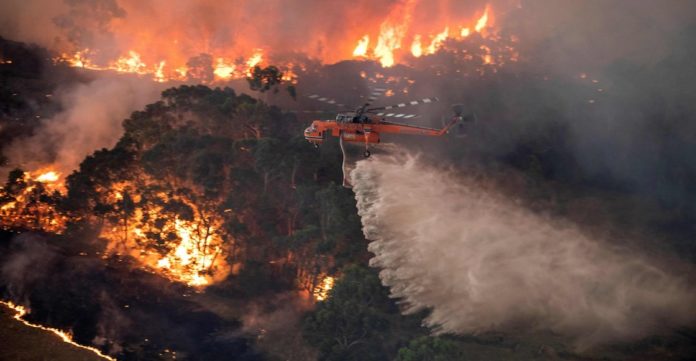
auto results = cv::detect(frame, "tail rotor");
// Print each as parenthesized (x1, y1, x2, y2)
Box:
(448, 103, 475, 137)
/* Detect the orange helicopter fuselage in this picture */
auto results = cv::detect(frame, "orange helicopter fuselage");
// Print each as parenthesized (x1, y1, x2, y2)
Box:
(304, 113, 453, 147)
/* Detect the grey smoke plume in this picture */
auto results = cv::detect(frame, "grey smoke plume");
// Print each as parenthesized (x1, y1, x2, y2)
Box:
(6, 75, 161, 174)
(351, 151, 696, 348)
(1, 233, 58, 301)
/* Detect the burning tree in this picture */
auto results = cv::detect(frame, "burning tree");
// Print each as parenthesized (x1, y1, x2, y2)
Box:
(30, 85, 363, 290)
(0, 168, 67, 233)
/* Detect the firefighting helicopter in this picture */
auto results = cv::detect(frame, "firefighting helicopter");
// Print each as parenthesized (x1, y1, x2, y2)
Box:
(303, 88, 466, 157)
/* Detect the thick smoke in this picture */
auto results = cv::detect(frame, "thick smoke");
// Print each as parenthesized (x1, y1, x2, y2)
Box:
(351, 152, 696, 348)
(1, 233, 58, 302)
(5, 75, 161, 174)
(235, 293, 317, 361)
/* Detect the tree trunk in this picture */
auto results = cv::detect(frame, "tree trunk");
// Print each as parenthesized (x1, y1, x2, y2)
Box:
(263, 172, 269, 194)
(290, 159, 298, 189)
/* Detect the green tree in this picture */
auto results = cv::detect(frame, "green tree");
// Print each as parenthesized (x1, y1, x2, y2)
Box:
(247, 65, 283, 93)
(396, 336, 469, 361)
(303, 265, 424, 361)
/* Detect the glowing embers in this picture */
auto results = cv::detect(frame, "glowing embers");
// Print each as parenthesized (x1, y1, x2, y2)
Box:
(1, 300, 116, 361)
(312, 275, 335, 301)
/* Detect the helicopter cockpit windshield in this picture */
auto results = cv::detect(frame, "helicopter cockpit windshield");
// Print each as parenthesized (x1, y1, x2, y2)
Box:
(336, 113, 371, 123)
(336, 114, 353, 123)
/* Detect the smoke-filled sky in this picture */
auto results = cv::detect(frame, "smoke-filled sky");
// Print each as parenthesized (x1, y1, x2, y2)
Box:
(6, 75, 163, 175)
(1, 0, 694, 66)
(0, 0, 496, 64)
(352, 152, 696, 347)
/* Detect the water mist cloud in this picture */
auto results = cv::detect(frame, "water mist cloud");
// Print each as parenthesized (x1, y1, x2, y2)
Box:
(351, 152, 696, 347)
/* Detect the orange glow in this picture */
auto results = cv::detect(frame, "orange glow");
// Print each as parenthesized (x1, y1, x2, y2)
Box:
(175, 66, 188, 78)
(246, 50, 263, 69)
(410, 35, 423, 57)
(113, 51, 147, 74)
(352, 35, 370, 57)
(281, 65, 299, 84)
(481, 45, 493, 64)
(35, 171, 60, 183)
(371, 0, 416, 67)
(1, 300, 116, 361)
(55, 47, 272, 83)
(1, 167, 67, 233)
(313, 276, 335, 301)
(154, 61, 166, 82)
(101, 179, 232, 288)
(427, 27, 449, 54)
(345, 3, 504, 68)
(374, 25, 403, 67)
(475, 6, 490, 33)
(213, 58, 236, 79)
(154, 218, 227, 287)
(51, 2, 509, 78)
(2, 166, 233, 288)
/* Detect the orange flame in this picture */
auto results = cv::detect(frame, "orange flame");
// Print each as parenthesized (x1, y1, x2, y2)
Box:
(411, 34, 423, 57)
(313, 276, 335, 301)
(35, 171, 60, 183)
(1, 167, 232, 288)
(1, 167, 67, 233)
(352, 35, 370, 57)
(475, 6, 490, 33)
(213, 58, 236, 79)
(374, 25, 403, 67)
(55, 48, 271, 83)
(349, 3, 503, 67)
(113, 51, 147, 74)
(154, 61, 166, 83)
(154, 219, 227, 287)
(51, 2, 508, 79)
(427, 27, 449, 54)
(101, 180, 232, 288)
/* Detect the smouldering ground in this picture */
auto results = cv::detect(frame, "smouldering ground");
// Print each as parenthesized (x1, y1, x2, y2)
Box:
(0, 303, 107, 361)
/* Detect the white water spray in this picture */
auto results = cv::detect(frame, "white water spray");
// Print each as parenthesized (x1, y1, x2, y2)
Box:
(351, 151, 696, 347)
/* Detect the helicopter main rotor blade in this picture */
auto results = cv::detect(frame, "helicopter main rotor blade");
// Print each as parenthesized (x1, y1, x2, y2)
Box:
(375, 112, 419, 119)
(367, 96, 440, 112)
(294, 110, 335, 114)
(307, 94, 346, 108)
(363, 87, 387, 108)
